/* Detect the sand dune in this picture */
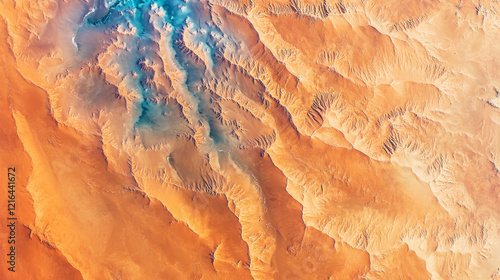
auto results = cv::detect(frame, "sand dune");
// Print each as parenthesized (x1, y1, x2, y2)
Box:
(1, 0, 500, 279)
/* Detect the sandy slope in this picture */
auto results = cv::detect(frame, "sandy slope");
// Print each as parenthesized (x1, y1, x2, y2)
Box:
(1, 0, 500, 279)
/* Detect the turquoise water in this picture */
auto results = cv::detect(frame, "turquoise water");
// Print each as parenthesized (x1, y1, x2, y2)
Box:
(78, 0, 225, 144)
